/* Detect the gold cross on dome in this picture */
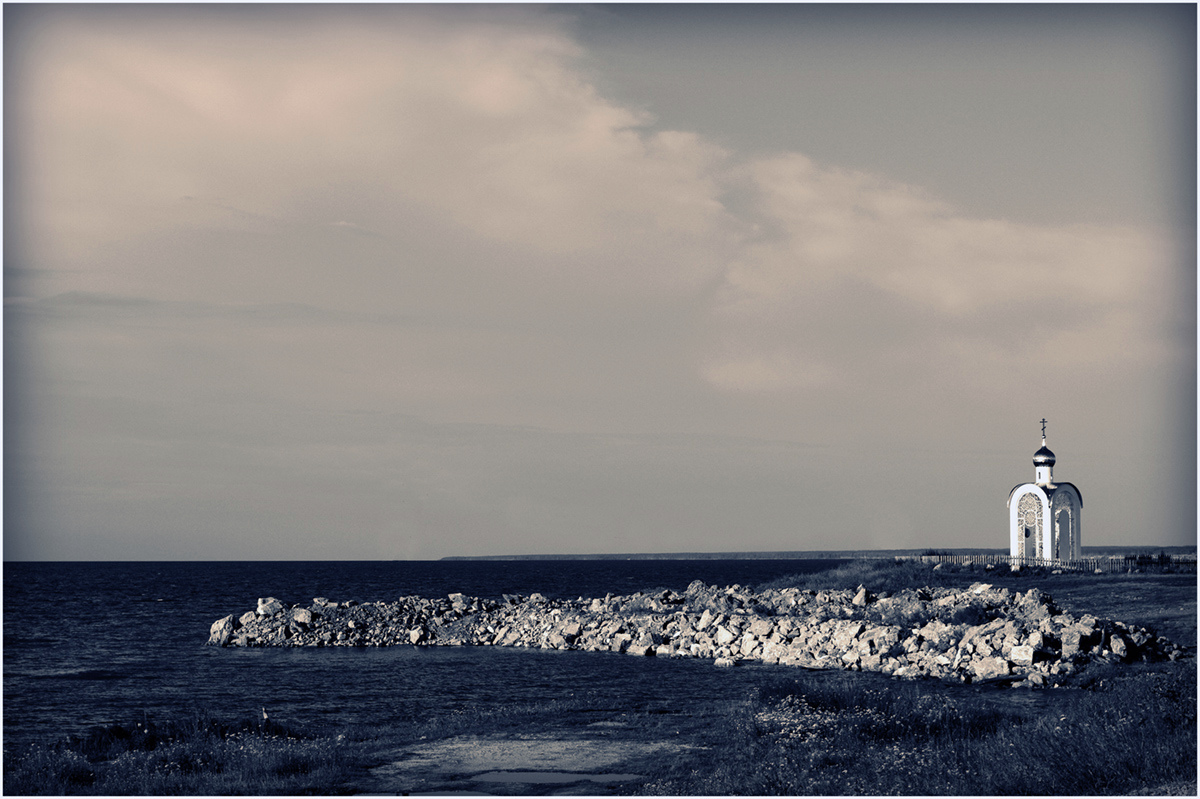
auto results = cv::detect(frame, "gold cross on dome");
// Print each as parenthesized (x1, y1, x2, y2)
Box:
(1040, 418, 1048, 439)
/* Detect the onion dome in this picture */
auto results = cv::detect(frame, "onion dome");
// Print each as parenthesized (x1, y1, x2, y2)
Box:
(1033, 444, 1056, 466)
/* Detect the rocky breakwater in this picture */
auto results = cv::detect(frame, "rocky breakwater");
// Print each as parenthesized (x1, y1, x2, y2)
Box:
(207, 581, 1186, 685)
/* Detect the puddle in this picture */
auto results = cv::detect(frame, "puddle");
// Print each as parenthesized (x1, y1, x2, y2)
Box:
(474, 771, 643, 784)
(363, 731, 688, 794)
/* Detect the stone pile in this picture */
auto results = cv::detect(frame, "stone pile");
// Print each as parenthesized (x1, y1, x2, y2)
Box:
(207, 581, 1185, 685)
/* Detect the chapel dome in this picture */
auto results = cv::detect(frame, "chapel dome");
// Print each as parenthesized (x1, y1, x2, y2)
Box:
(1033, 445, 1056, 466)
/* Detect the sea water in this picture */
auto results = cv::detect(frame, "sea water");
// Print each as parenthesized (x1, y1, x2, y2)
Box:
(3, 559, 847, 755)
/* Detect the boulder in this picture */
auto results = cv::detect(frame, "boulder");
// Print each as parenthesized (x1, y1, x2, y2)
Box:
(1010, 645, 1035, 666)
(292, 608, 313, 627)
(832, 621, 864, 650)
(748, 618, 774, 638)
(257, 597, 284, 617)
(714, 626, 737, 646)
(208, 614, 239, 646)
(972, 656, 1011, 680)
(1060, 628, 1083, 659)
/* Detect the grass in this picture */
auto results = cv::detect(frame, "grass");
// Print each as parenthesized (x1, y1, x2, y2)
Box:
(641, 660, 1197, 795)
(2, 712, 372, 796)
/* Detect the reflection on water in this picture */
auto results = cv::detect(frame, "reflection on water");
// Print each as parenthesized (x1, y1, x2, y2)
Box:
(474, 771, 644, 783)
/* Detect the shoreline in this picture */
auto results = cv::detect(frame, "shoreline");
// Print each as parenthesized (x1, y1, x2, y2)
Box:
(440, 545, 1199, 561)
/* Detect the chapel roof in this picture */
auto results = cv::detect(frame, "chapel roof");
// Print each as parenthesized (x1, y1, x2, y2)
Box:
(1033, 444, 1056, 466)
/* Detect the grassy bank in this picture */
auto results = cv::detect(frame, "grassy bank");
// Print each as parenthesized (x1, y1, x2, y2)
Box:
(2, 713, 373, 796)
(642, 659, 1197, 795)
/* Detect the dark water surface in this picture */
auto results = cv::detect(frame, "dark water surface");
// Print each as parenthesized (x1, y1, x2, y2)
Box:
(4, 559, 856, 754)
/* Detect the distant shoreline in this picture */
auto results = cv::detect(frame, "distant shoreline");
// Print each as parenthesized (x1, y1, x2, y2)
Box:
(441, 545, 1197, 561)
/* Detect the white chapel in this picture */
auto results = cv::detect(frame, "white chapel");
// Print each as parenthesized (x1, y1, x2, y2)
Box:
(1007, 420, 1082, 562)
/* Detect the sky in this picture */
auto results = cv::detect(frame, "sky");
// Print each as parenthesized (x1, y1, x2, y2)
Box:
(4, 3, 1195, 561)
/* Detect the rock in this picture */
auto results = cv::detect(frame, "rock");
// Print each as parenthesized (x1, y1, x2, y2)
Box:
(1011, 645, 1034, 665)
(714, 626, 737, 646)
(832, 621, 864, 650)
(714, 657, 736, 668)
(972, 656, 1011, 680)
(748, 618, 774, 638)
(1060, 629, 1083, 660)
(208, 614, 239, 646)
(206, 580, 1178, 683)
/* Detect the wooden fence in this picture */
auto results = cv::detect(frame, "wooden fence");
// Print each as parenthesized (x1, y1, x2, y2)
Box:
(902, 553, 1195, 574)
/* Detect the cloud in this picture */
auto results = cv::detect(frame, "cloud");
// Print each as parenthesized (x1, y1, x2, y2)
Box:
(11, 6, 740, 309)
(705, 153, 1184, 403)
(5, 5, 1192, 558)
